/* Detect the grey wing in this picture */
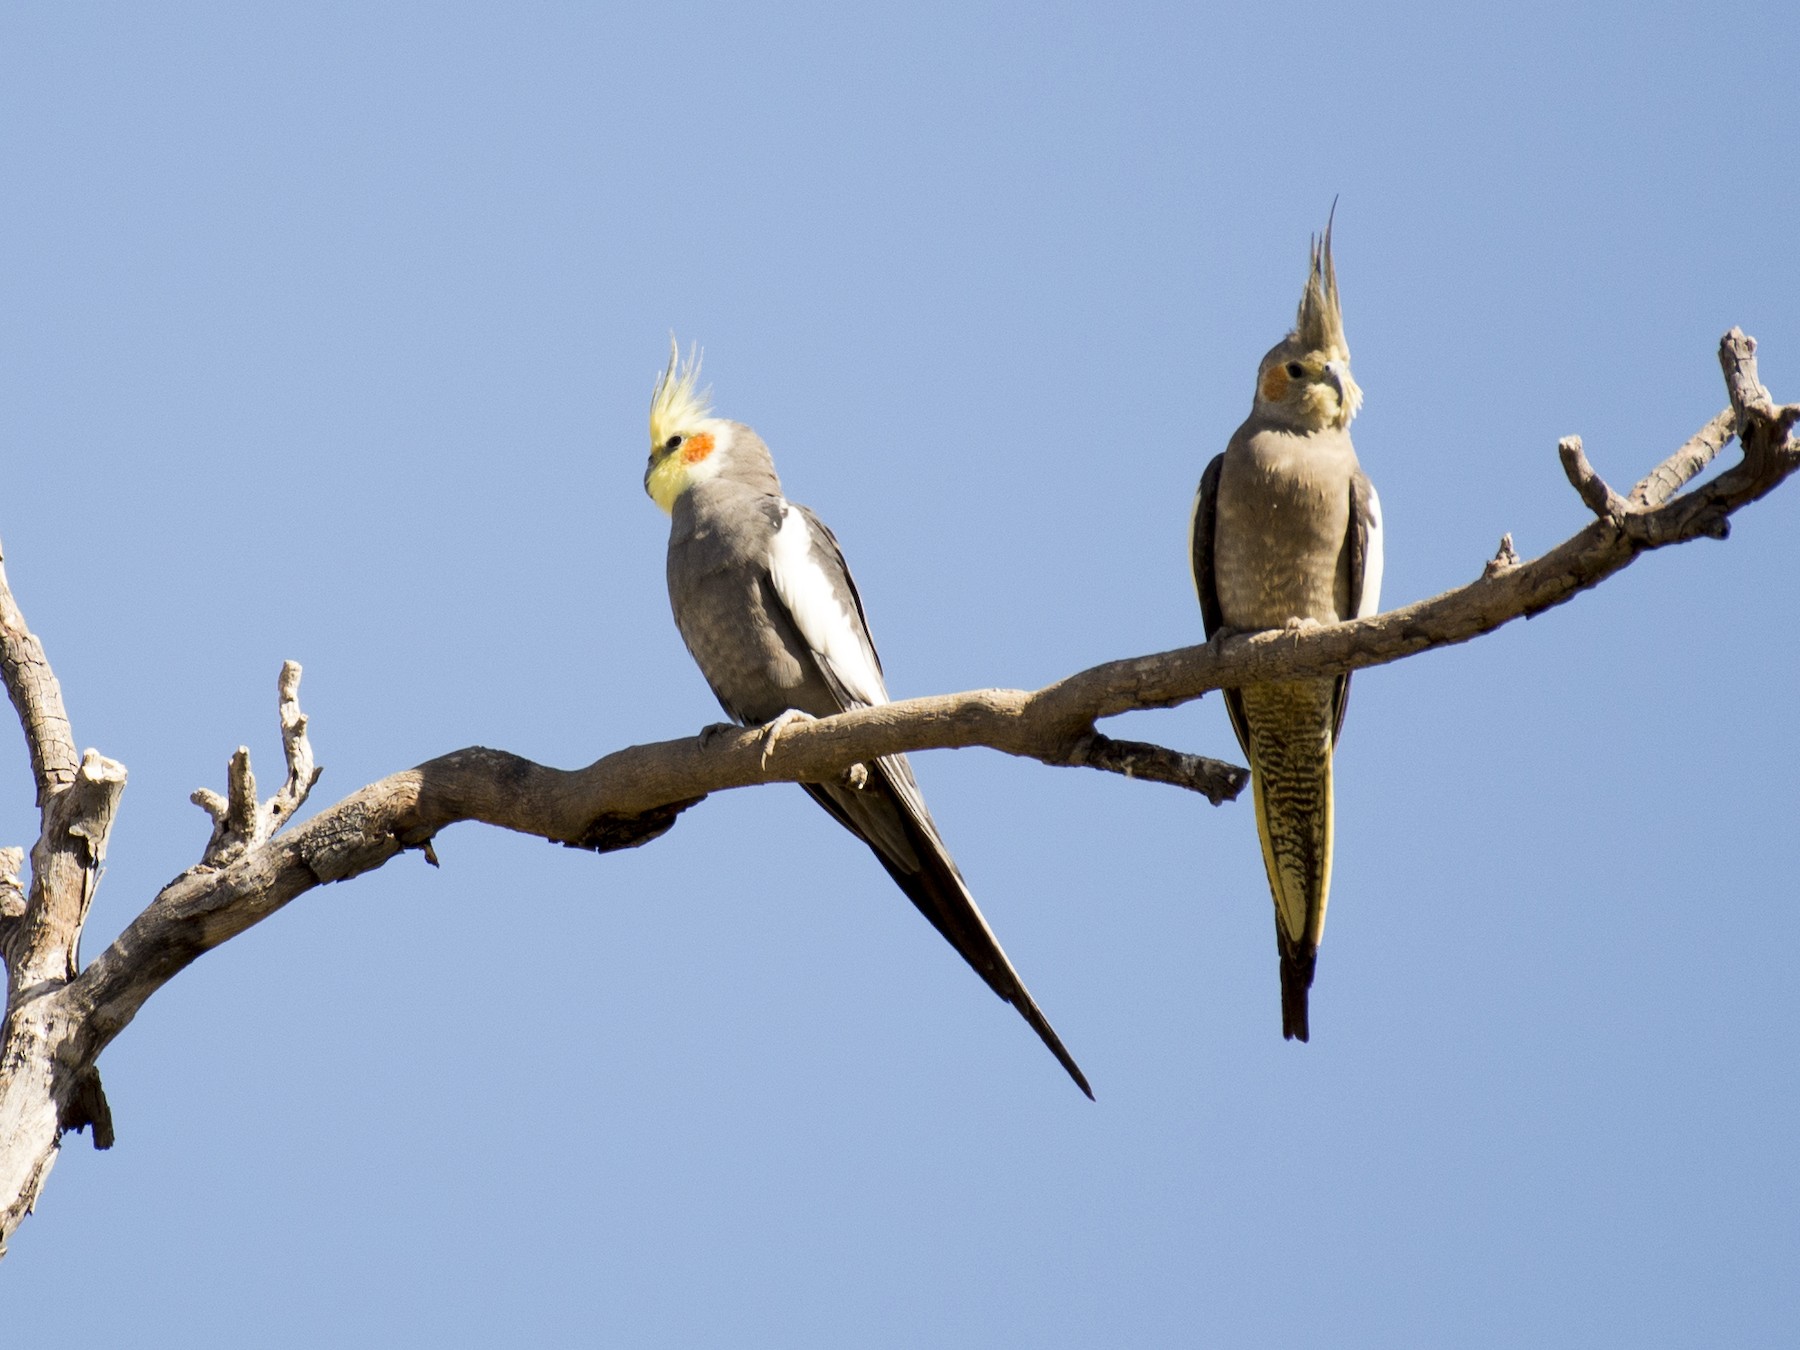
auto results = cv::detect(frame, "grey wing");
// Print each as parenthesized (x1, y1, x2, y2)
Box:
(1331, 468, 1384, 743)
(1190, 453, 1251, 759)
(767, 505, 1090, 1095)
(1189, 453, 1226, 638)
(1342, 468, 1383, 623)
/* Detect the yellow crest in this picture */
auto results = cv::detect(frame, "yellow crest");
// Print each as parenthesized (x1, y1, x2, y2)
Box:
(649, 337, 712, 450)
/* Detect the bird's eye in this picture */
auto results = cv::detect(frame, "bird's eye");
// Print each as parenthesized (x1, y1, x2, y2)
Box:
(665, 435, 684, 452)
(1285, 362, 1306, 379)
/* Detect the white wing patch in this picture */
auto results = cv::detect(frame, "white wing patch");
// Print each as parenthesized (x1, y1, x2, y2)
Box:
(769, 503, 890, 708)
(1357, 484, 1384, 618)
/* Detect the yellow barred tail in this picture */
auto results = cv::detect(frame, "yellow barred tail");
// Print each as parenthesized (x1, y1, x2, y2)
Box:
(1242, 678, 1337, 1042)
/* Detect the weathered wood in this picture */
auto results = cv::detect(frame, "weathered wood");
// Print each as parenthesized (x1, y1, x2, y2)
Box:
(0, 751, 125, 1253)
(1, 329, 1796, 1257)
(0, 547, 77, 805)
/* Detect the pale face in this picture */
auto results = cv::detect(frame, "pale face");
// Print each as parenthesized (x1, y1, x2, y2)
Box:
(644, 417, 734, 512)
(1253, 343, 1361, 433)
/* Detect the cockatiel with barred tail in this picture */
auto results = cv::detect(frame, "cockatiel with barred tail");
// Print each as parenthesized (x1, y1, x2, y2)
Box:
(644, 343, 1091, 1097)
(1190, 219, 1384, 1041)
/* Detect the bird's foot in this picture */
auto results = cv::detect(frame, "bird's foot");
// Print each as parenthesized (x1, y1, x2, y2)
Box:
(1283, 616, 1324, 631)
(839, 762, 869, 790)
(696, 722, 739, 750)
(757, 708, 816, 769)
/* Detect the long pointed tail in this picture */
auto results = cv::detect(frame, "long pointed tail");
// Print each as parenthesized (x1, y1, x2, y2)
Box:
(1241, 679, 1337, 1043)
(803, 759, 1093, 1098)
(1280, 945, 1316, 1042)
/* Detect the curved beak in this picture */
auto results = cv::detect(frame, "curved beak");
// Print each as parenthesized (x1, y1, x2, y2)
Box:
(1322, 357, 1362, 420)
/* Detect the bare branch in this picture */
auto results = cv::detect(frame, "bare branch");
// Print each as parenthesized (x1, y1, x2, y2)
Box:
(0, 845, 22, 956)
(0, 542, 77, 805)
(0, 750, 125, 1253)
(191, 663, 322, 866)
(4, 327, 1800, 1258)
(264, 661, 321, 836)
(225, 748, 258, 841)
(1068, 735, 1247, 804)
(0, 547, 129, 1257)
(1559, 435, 1629, 523)
(1720, 328, 1800, 485)
(1482, 533, 1521, 579)
(63, 329, 1800, 1065)
(1721, 328, 1775, 421)
(190, 787, 227, 827)
(1631, 408, 1734, 508)
(12, 750, 127, 992)
(0, 541, 126, 992)
(0, 849, 22, 921)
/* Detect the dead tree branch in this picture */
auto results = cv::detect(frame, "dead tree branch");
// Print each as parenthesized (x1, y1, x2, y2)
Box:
(191, 662, 323, 866)
(0, 548, 77, 805)
(1, 329, 1795, 1256)
(0, 531, 129, 1245)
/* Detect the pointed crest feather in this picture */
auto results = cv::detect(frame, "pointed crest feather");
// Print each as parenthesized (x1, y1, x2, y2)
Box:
(649, 337, 712, 448)
(1293, 203, 1349, 358)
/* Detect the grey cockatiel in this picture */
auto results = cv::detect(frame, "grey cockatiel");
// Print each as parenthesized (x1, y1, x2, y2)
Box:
(644, 342, 1091, 1097)
(1190, 221, 1384, 1041)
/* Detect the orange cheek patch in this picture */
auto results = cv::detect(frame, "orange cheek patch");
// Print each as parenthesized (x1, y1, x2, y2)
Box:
(681, 432, 715, 464)
(1259, 367, 1289, 402)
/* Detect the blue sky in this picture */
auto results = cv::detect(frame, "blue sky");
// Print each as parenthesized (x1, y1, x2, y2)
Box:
(4, 3, 1797, 1345)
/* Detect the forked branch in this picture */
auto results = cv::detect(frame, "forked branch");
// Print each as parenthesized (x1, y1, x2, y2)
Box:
(191, 662, 322, 866)
(2, 329, 1796, 1257)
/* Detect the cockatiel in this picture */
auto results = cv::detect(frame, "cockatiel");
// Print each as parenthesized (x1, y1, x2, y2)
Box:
(1189, 221, 1384, 1041)
(644, 342, 1091, 1097)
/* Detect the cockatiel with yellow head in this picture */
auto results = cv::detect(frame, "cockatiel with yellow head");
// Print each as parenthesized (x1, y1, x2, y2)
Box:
(644, 343, 1091, 1097)
(1190, 220, 1384, 1041)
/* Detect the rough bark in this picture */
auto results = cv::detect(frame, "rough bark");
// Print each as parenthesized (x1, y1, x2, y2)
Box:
(0, 330, 1794, 1256)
